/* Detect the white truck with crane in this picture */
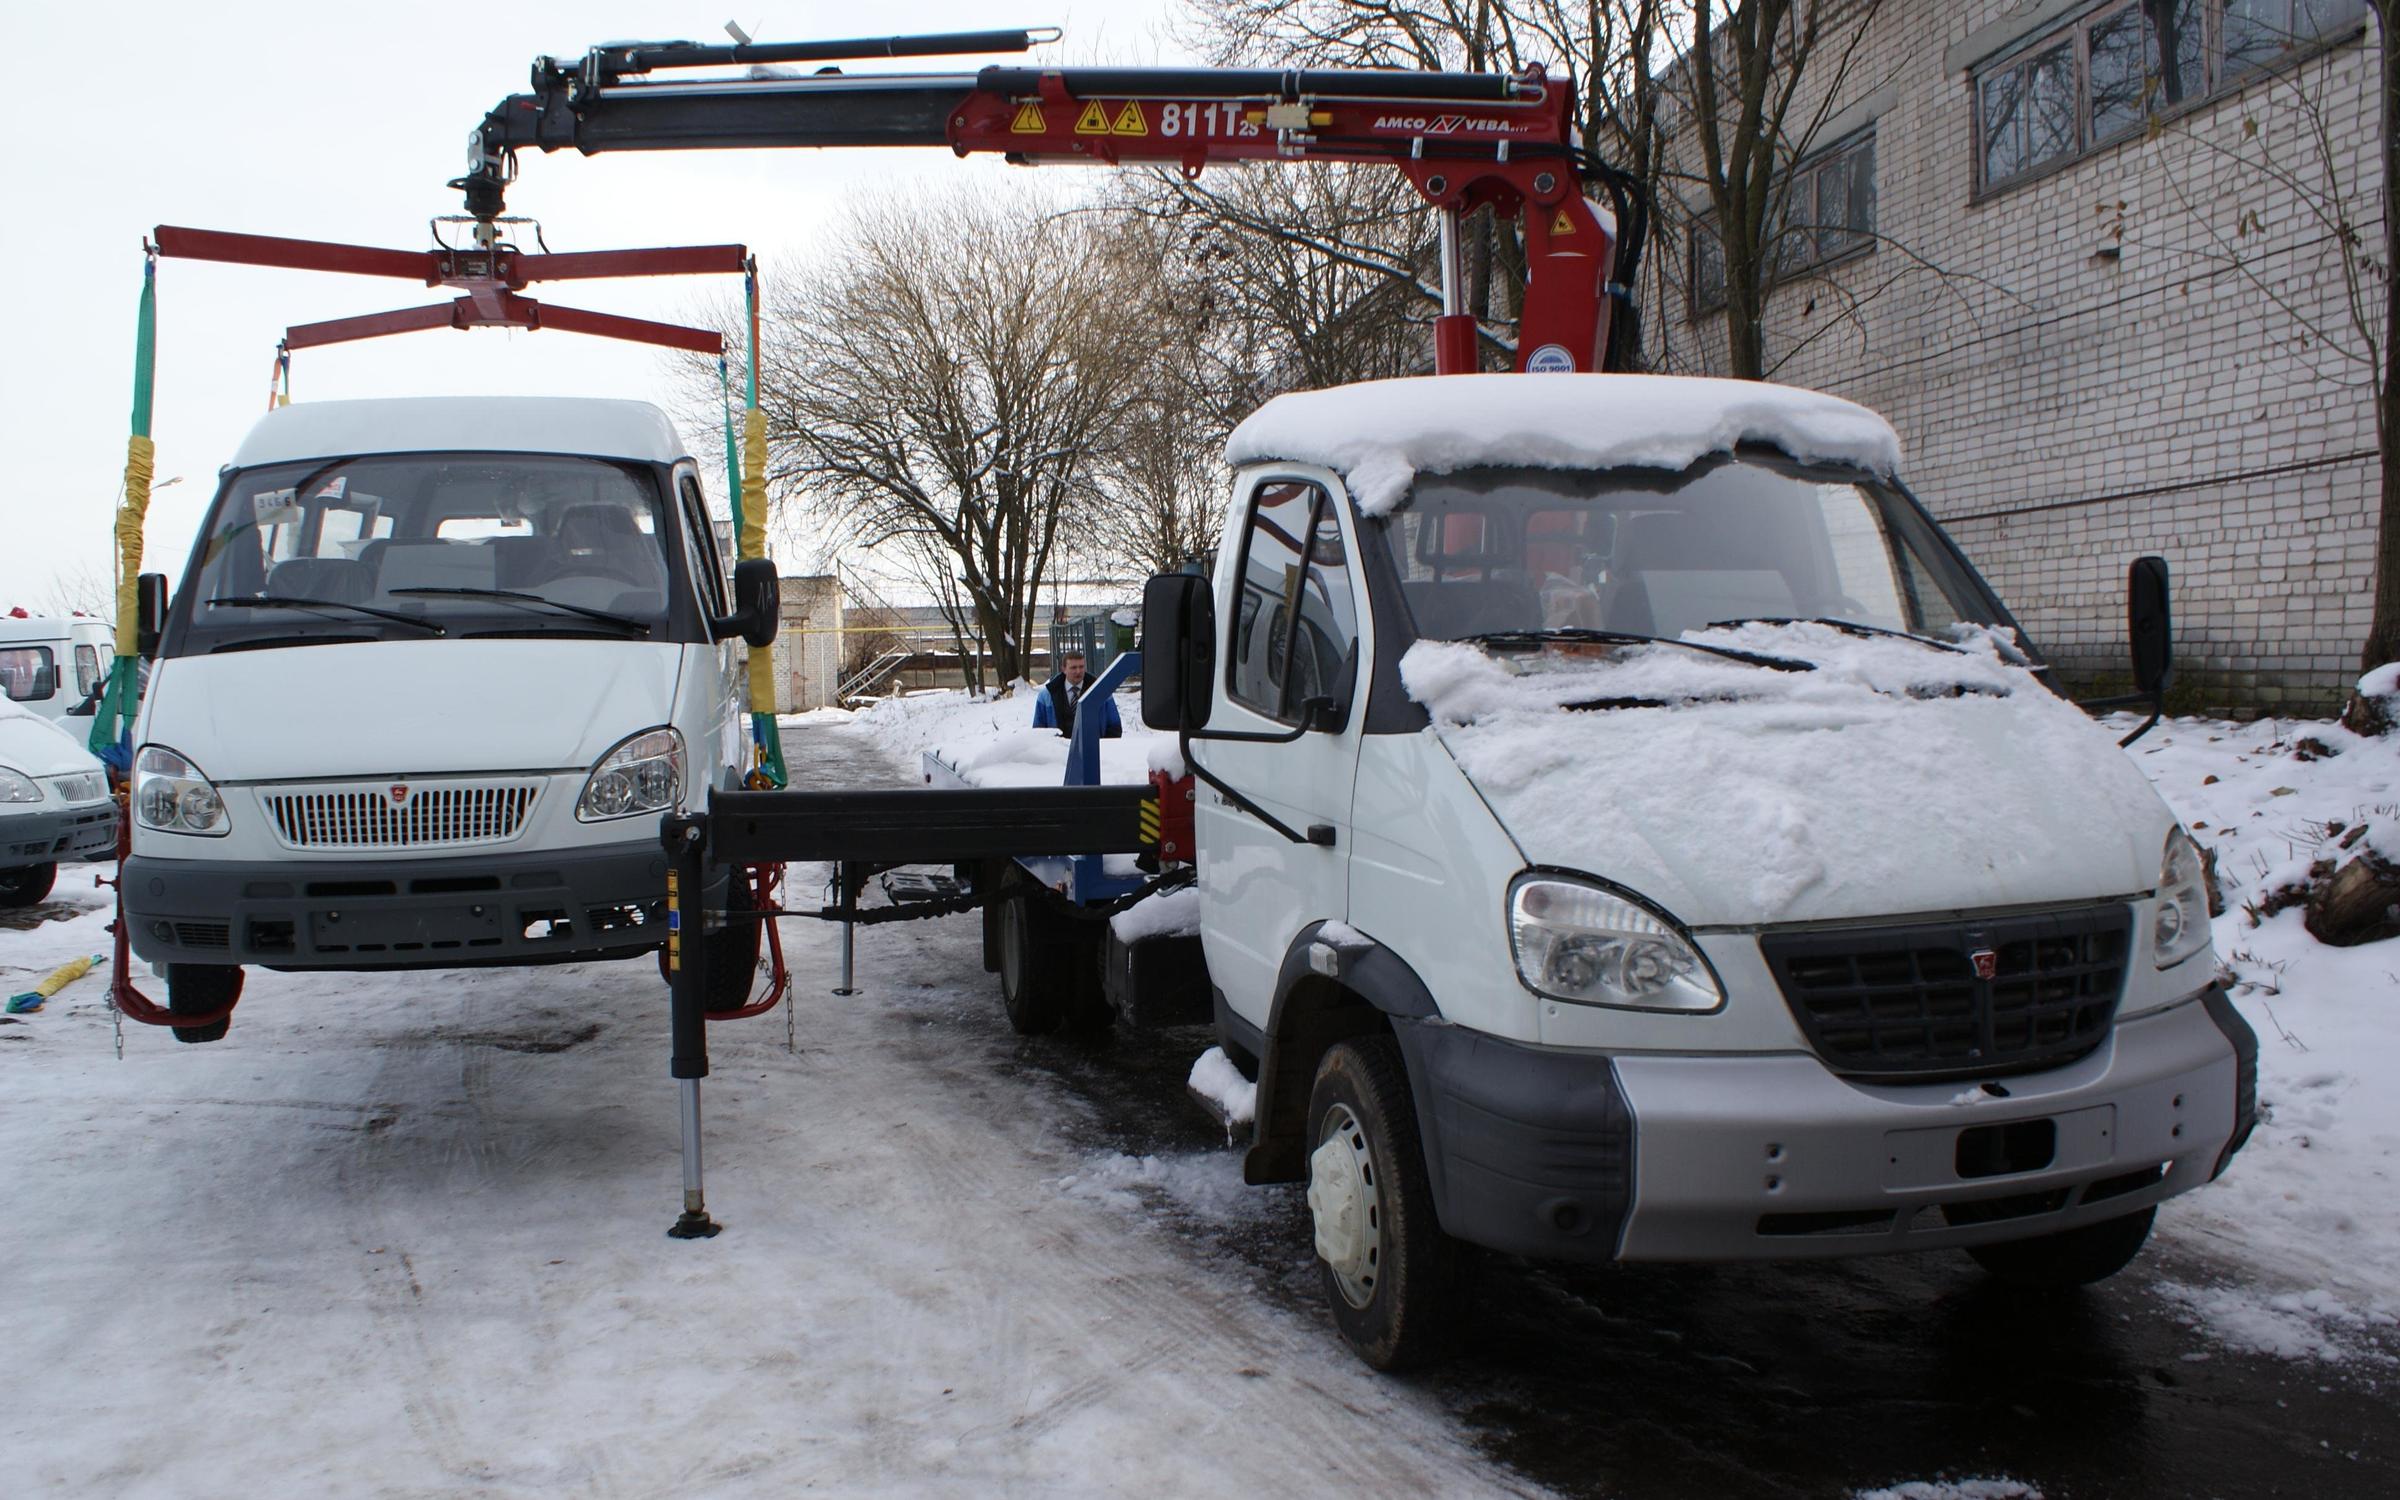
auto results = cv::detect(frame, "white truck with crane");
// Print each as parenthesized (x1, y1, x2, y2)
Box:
(110, 28, 2256, 1373)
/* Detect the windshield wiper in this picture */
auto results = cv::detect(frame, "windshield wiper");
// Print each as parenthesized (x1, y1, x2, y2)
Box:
(1707, 616, 1966, 654)
(206, 594, 444, 635)
(387, 586, 651, 635)
(1457, 627, 1814, 673)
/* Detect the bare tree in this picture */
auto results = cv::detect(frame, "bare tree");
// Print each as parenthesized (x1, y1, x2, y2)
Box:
(1182, 1, 1670, 369)
(757, 191, 1151, 690)
(2369, 3, 2399, 674)
(34, 560, 115, 620)
(1681, 0, 1884, 378)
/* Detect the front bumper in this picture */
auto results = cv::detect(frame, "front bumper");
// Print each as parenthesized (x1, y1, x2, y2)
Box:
(122, 841, 706, 970)
(3, 801, 119, 868)
(1394, 991, 2254, 1264)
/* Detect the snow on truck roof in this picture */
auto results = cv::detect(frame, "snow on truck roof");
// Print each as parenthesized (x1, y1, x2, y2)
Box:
(230, 397, 690, 468)
(1225, 373, 1904, 516)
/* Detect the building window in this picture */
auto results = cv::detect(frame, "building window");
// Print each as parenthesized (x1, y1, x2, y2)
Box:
(1689, 130, 1876, 316)
(1976, 0, 2370, 195)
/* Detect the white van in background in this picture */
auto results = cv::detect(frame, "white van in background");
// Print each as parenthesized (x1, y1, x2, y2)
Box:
(119, 397, 777, 1041)
(0, 700, 118, 907)
(0, 614, 115, 730)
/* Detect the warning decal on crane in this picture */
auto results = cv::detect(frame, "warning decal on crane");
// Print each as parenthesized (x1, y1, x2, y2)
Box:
(1075, 101, 1111, 134)
(1551, 208, 1577, 236)
(1011, 102, 1046, 133)
(1111, 101, 1148, 136)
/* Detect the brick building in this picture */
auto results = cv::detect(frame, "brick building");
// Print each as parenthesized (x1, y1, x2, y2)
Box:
(1655, 0, 2381, 711)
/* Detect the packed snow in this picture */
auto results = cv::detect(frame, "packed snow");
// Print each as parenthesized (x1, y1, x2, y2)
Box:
(850, 681, 1161, 790)
(1186, 1046, 1258, 1129)
(2125, 701, 2400, 1327)
(1852, 1480, 2042, 1500)
(1225, 374, 1904, 516)
(0, 737, 1518, 1500)
(1396, 625, 2167, 925)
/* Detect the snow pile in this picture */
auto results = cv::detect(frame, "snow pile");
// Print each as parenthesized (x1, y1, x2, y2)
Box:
(1186, 1046, 1257, 1128)
(1398, 626, 2165, 925)
(2151, 1279, 2398, 1365)
(851, 683, 1167, 789)
(2122, 703, 2400, 1311)
(1111, 883, 1202, 943)
(1852, 1480, 2041, 1500)
(1059, 1149, 1265, 1222)
(1227, 374, 1903, 516)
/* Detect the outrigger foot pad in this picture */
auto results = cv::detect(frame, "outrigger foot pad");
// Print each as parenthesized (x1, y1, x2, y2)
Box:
(668, 1210, 723, 1240)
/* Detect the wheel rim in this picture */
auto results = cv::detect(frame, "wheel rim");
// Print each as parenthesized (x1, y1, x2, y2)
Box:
(1307, 1101, 1382, 1310)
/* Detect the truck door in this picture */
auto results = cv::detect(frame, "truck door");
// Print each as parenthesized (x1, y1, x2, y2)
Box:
(1195, 472, 1368, 1025)
(675, 473, 746, 784)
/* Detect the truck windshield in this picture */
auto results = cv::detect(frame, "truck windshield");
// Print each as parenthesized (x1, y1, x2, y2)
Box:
(1375, 457, 2013, 649)
(173, 453, 674, 654)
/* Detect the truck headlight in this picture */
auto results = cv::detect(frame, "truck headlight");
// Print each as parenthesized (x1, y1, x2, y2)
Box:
(2153, 827, 2212, 969)
(578, 727, 684, 822)
(133, 745, 230, 836)
(1508, 873, 1723, 1012)
(0, 766, 40, 803)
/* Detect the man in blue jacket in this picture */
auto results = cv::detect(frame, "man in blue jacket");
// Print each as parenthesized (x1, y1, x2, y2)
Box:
(1033, 649, 1121, 738)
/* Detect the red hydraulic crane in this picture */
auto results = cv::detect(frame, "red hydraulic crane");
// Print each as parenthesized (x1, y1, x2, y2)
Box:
(455, 27, 1648, 375)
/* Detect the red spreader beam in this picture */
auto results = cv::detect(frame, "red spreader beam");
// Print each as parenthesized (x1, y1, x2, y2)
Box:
(152, 224, 744, 355)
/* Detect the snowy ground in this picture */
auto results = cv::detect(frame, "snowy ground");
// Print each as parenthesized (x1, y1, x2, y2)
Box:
(0, 727, 1521, 1500)
(1, 689, 2394, 1499)
(2114, 706, 2400, 1360)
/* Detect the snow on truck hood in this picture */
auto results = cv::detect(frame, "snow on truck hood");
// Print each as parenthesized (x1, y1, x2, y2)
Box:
(0, 701, 105, 779)
(1226, 373, 1903, 516)
(1400, 625, 2171, 927)
(141, 640, 685, 781)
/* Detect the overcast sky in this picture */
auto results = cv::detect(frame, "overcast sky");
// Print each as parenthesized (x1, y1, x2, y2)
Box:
(0, 0, 1191, 611)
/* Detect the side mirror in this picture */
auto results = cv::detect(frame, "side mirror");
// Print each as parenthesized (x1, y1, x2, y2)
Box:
(1140, 571, 1216, 731)
(717, 558, 779, 649)
(2127, 555, 2172, 697)
(136, 572, 169, 659)
(1300, 696, 1341, 733)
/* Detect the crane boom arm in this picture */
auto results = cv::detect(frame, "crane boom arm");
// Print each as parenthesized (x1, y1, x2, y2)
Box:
(461, 34, 1631, 373)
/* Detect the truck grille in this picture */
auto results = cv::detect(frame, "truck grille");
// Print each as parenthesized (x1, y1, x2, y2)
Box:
(47, 772, 107, 803)
(1759, 906, 2131, 1080)
(262, 781, 540, 851)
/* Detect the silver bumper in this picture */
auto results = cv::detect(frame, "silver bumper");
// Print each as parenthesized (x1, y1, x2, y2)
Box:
(1611, 998, 2239, 1261)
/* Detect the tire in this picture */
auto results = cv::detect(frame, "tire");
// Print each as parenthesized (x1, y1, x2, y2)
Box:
(997, 870, 1077, 1035)
(0, 862, 57, 908)
(703, 869, 763, 1012)
(166, 963, 243, 1045)
(1305, 1035, 1458, 1371)
(1955, 1205, 2156, 1290)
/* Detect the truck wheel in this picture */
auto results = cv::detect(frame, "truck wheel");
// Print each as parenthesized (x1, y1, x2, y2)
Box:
(166, 963, 243, 1045)
(0, 862, 57, 908)
(1306, 1035, 1457, 1371)
(1955, 1206, 2156, 1289)
(997, 871, 1074, 1035)
(704, 869, 763, 1012)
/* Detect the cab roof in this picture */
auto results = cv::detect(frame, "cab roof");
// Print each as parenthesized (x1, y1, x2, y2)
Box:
(1225, 373, 1904, 516)
(229, 397, 690, 469)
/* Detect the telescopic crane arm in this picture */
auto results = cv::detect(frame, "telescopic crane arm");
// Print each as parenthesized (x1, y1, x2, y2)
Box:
(458, 28, 1638, 374)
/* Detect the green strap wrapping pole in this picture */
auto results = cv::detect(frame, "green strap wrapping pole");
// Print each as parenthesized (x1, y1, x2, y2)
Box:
(92, 249, 159, 764)
(735, 260, 786, 787)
